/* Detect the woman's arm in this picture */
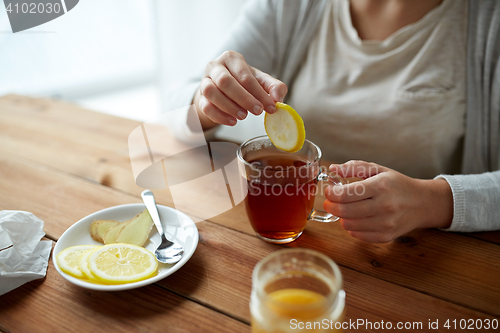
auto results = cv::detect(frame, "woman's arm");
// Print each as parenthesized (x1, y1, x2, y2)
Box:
(164, 0, 286, 141)
(323, 160, 500, 243)
(436, 171, 500, 232)
(192, 51, 287, 130)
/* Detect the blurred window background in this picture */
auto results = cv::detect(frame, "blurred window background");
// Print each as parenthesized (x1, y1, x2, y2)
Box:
(0, 0, 266, 142)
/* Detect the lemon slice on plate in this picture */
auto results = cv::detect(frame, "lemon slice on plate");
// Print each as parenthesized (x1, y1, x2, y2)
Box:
(264, 102, 306, 153)
(80, 247, 101, 281)
(56, 245, 101, 278)
(88, 243, 158, 284)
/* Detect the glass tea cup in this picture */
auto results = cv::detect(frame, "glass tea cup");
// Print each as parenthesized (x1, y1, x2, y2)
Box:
(237, 136, 344, 244)
(250, 248, 346, 333)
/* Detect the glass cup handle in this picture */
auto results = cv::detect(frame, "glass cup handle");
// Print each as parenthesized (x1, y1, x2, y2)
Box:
(307, 169, 345, 223)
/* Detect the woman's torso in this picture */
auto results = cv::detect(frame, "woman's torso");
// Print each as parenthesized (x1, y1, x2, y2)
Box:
(287, 0, 468, 178)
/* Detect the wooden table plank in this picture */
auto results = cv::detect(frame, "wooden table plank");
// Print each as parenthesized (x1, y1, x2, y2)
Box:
(1, 204, 496, 333)
(191, 193, 500, 316)
(1, 140, 499, 317)
(0, 94, 173, 205)
(1, 94, 498, 244)
(0, 253, 249, 333)
(0, 155, 142, 240)
(291, 222, 500, 317)
(1, 154, 498, 331)
(159, 221, 499, 331)
(2, 94, 500, 332)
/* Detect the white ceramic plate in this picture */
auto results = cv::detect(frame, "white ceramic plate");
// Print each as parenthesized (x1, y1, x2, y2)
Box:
(53, 203, 199, 291)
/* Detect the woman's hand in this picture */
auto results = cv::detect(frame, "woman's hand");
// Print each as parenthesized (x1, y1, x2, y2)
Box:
(193, 51, 288, 129)
(324, 160, 454, 243)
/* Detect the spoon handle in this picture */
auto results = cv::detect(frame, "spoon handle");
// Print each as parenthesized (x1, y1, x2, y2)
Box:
(141, 190, 164, 236)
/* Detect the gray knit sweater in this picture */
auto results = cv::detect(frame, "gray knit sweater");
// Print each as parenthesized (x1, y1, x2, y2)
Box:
(166, 0, 500, 232)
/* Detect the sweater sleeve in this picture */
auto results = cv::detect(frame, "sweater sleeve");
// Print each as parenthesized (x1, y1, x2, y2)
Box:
(435, 170, 500, 232)
(164, 0, 279, 144)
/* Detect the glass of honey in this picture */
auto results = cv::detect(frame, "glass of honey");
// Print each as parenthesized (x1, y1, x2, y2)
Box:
(250, 249, 345, 333)
(237, 136, 343, 244)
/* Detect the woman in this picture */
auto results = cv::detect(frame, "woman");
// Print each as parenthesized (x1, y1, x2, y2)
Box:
(166, 0, 500, 242)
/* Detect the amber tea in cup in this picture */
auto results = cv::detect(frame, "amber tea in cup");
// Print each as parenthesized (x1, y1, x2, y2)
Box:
(237, 136, 343, 244)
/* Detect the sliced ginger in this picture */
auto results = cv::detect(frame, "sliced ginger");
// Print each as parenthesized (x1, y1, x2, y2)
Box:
(90, 220, 120, 242)
(90, 209, 154, 247)
(115, 209, 154, 247)
(103, 220, 131, 244)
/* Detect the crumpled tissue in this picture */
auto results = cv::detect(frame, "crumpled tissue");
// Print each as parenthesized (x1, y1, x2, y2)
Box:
(0, 210, 52, 296)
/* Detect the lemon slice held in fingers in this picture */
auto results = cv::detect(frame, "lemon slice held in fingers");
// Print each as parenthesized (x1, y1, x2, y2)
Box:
(264, 102, 306, 152)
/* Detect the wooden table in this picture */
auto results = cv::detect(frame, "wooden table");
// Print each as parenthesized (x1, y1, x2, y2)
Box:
(0, 95, 499, 332)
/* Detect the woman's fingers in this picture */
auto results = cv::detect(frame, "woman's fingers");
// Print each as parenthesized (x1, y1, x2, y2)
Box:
(199, 51, 288, 126)
(207, 64, 264, 115)
(223, 53, 277, 114)
(329, 160, 389, 179)
(253, 68, 288, 104)
(324, 160, 445, 243)
(199, 96, 238, 126)
(340, 217, 383, 232)
(324, 178, 377, 203)
(323, 197, 377, 219)
(200, 77, 248, 121)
